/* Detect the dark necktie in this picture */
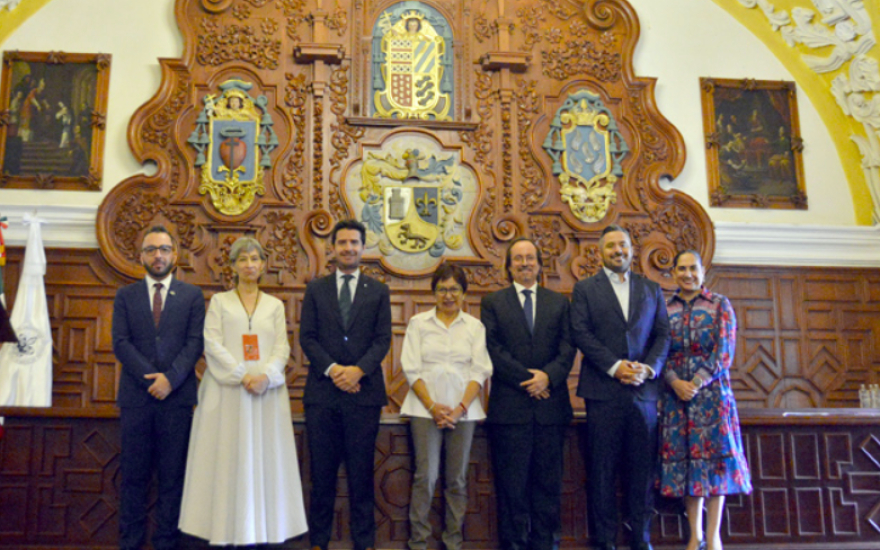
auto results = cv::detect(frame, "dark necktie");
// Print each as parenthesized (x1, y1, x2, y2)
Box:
(339, 274, 353, 326)
(152, 283, 163, 328)
(522, 289, 534, 334)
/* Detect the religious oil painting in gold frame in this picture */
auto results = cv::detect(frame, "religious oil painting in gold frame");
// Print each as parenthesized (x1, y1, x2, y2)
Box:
(700, 77, 806, 210)
(0, 50, 111, 191)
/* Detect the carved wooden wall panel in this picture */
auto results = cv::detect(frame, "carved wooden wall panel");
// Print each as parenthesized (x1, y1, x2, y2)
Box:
(96, 0, 711, 293)
(3, 413, 879, 549)
(2, 249, 880, 413)
(706, 266, 880, 409)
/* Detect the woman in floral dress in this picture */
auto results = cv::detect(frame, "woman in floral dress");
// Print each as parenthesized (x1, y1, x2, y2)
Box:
(658, 250, 751, 550)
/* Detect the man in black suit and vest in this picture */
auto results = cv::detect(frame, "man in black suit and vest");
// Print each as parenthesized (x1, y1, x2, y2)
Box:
(112, 225, 205, 550)
(571, 224, 670, 550)
(481, 237, 576, 550)
(300, 219, 392, 550)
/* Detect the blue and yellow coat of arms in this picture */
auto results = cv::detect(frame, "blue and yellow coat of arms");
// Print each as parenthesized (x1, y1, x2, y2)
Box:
(187, 80, 278, 216)
(543, 91, 630, 223)
(359, 148, 465, 257)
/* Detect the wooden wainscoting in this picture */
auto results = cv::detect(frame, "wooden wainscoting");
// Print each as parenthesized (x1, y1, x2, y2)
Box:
(1, 410, 879, 549)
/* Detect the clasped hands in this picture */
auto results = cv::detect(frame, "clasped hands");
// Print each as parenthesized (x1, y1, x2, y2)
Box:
(429, 401, 466, 429)
(145, 372, 172, 400)
(241, 373, 270, 396)
(615, 361, 651, 386)
(520, 369, 551, 400)
(329, 365, 364, 394)
(669, 378, 700, 402)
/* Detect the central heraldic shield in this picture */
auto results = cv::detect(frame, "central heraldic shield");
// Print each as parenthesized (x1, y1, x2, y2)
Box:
(375, 11, 450, 120)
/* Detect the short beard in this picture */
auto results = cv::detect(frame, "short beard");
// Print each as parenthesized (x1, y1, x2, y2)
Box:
(143, 261, 173, 279)
(604, 257, 631, 274)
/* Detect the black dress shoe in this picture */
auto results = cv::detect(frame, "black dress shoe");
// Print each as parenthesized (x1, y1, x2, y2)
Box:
(631, 543, 653, 550)
(595, 544, 616, 550)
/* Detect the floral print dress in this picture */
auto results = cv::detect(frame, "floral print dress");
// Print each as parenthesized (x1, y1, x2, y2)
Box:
(658, 288, 752, 498)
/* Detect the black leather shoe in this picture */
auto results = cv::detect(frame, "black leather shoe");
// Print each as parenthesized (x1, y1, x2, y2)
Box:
(594, 544, 616, 550)
(631, 543, 653, 550)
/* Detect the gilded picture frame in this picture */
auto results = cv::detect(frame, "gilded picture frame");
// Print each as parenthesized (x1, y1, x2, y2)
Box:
(0, 50, 111, 191)
(700, 77, 806, 209)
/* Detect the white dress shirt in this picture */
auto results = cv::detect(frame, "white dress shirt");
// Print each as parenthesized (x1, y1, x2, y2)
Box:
(601, 267, 655, 379)
(399, 308, 493, 420)
(512, 281, 538, 321)
(335, 269, 360, 301)
(145, 273, 173, 312)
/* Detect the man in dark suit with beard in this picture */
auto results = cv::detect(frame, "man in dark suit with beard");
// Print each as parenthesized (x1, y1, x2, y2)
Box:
(112, 225, 205, 550)
(481, 237, 575, 550)
(571, 224, 670, 550)
(300, 219, 392, 550)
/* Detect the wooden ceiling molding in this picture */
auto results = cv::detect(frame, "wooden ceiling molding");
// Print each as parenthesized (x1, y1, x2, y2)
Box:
(97, 0, 713, 291)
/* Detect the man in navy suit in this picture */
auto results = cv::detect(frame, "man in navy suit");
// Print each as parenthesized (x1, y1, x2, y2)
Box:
(112, 225, 205, 550)
(300, 219, 392, 550)
(481, 237, 575, 550)
(571, 225, 670, 550)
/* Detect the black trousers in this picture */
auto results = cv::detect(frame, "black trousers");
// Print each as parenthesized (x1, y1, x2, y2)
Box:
(583, 398, 658, 545)
(119, 403, 193, 550)
(489, 422, 566, 550)
(305, 402, 382, 550)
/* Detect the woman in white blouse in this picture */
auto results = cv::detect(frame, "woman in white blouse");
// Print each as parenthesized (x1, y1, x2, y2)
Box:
(179, 237, 307, 546)
(400, 263, 493, 550)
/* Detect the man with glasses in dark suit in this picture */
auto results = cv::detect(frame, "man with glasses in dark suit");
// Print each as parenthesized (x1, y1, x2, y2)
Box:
(112, 225, 205, 550)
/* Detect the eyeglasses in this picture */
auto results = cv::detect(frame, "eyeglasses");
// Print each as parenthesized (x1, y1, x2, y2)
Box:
(142, 245, 174, 255)
(435, 286, 463, 296)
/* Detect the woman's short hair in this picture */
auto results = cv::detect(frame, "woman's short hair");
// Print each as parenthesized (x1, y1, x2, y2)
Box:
(430, 263, 468, 294)
(229, 237, 266, 284)
(229, 237, 266, 264)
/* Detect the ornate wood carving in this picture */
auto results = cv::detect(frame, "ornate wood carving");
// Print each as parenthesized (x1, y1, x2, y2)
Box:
(94, 0, 709, 289)
(2, 411, 879, 549)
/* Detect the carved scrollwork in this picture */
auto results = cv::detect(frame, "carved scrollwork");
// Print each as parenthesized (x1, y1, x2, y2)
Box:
(501, 97, 514, 212)
(231, 3, 251, 20)
(628, 90, 669, 163)
(264, 211, 301, 279)
(163, 208, 198, 251)
(196, 19, 281, 69)
(281, 73, 308, 207)
(313, 95, 324, 210)
(277, 0, 309, 42)
(516, 4, 546, 53)
(329, 64, 363, 221)
(541, 33, 621, 82)
(111, 192, 171, 261)
(325, 4, 349, 36)
(516, 79, 544, 211)
(473, 12, 495, 43)
(529, 215, 566, 274)
(142, 77, 191, 148)
(570, 241, 601, 280)
(201, 0, 233, 13)
(541, 0, 576, 21)
(584, 0, 620, 30)
(460, 69, 495, 175)
(467, 265, 507, 288)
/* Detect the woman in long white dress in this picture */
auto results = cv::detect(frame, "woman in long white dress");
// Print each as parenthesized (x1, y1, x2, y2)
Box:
(179, 237, 307, 546)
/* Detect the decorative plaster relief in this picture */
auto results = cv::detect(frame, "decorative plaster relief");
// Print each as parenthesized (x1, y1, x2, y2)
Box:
(737, 0, 880, 223)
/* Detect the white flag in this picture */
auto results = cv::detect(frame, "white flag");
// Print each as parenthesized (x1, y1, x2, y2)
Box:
(0, 214, 52, 407)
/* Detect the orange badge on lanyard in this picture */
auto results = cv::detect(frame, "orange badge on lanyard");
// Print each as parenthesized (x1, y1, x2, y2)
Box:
(242, 334, 260, 361)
